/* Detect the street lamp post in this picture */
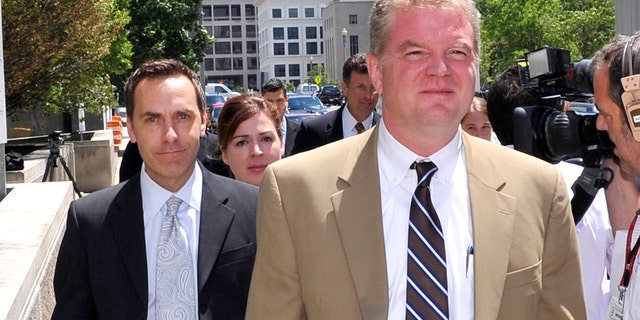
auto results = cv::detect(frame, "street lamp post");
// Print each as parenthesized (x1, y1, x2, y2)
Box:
(341, 28, 348, 61)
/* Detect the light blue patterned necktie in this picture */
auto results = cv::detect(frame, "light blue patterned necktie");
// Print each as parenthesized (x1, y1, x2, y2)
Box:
(156, 196, 197, 319)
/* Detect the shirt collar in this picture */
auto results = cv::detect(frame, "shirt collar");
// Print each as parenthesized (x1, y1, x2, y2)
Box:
(342, 103, 374, 131)
(141, 162, 203, 225)
(378, 120, 463, 184)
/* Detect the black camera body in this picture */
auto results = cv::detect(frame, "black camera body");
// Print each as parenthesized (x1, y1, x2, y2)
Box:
(513, 47, 614, 167)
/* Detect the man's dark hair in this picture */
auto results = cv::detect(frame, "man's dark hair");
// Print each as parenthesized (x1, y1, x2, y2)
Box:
(261, 78, 287, 96)
(124, 59, 204, 121)
(342, 53, 369, 84)
(485, 65, 539, 145)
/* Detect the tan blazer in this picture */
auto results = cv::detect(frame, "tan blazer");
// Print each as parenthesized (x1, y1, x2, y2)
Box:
(246, 125, 586, 320)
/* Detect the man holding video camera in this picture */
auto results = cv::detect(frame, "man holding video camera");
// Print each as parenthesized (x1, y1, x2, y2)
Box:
(487, 64, 614, 320)
(591, 32, 640, 319)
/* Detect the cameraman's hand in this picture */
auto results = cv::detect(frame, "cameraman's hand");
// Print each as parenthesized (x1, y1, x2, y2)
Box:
(603, 157, 640, 234)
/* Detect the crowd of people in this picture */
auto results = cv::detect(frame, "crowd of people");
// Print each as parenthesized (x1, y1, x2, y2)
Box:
(50, 0, 640, 319)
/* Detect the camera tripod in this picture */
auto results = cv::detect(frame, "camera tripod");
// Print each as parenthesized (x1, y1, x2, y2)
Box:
(42, 131, 83, 198)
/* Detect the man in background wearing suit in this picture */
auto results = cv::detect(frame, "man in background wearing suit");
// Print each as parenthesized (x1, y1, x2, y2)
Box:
(291, 53, 381, 154)
(246, 0, 586, 319)
(52, 59, 258, 320)
(261, 78, 300, 157)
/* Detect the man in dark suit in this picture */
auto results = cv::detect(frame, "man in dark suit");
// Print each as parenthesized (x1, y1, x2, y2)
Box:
(291, 53, 381, 154)
(261, 78, 300, 157)
(52, 59, 258, 320)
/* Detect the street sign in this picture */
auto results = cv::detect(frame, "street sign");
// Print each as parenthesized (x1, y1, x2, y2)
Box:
(314, 75, 322, 85)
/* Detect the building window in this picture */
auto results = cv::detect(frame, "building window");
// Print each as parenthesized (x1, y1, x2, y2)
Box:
(232, 41, 243, 54)
(274, 43, 285, 55)
(245, 5, 256, 20)
(247, 57, 258, 70)
(304, 8, 314, 18)
(289, 64, 300, 77)
(287, 27, 299, 40)
(275, 64, 286, 77)
(288, 43, 300, 55)
(306, 42, 318, 55)
(205, 43, 213, 55)
(248, 74, 257, 90)
(349, 35, 359, 56)
(231, 5, 241, 20)
(288, 8, 298, 18)
(203, 6, 212, 21)
(215, 58, 231, 71)
(246, 25, 256, 38)
(246, 41, 257, 54)
(272, 8, 282, 19)
(204, 26, 212, 37)
(233, 57, 243, 70)
(213, 5, 229, 21)
(306, 27, 317, 39)
(205, 58, 214, 71)
(273, 27, 284, 40)
(232, 25, 242, 38)
(214, 26, 230, 38)
(349, 15, 358, 24)
(215, 42, 231, 54)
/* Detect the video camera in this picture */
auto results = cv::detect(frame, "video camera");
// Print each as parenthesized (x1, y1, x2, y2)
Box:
(512, 46, 614, 167)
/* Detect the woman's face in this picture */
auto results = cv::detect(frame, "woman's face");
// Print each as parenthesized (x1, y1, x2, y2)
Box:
(222, 111, 283, 186)
(461, 110, 493, 141)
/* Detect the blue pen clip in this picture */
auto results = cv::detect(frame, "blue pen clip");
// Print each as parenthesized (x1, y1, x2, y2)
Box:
(466, 245, 474, 278)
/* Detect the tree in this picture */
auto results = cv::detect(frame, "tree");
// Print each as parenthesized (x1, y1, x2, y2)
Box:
(2, 0, 132, 116)
(127, 0, 211, 71)
(477, 0, 614, 86)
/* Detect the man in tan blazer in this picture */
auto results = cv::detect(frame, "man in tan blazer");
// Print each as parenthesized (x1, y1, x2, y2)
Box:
(246, 0, 586, 319)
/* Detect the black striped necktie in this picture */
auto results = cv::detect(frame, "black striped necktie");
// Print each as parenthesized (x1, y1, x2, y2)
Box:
(406, 161, 449, 319)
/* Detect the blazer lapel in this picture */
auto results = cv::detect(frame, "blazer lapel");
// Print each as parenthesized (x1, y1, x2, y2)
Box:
(107, 176, 148, 308)
(332, 126, 389, 318)
(463, 134, 517, 319)
(197, 171, 235, 292)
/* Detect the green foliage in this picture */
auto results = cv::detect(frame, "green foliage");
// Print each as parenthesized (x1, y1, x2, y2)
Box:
(127, 0, 212, 71)
(477, 0, 614, 87)
(2, 0, 132, 116)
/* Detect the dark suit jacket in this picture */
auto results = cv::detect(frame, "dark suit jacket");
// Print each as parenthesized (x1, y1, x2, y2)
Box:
(291, 105, 381, 154)
(52, 164, 258, 320)
(119, 131, 232, 182)
(283, 117, 300, 157)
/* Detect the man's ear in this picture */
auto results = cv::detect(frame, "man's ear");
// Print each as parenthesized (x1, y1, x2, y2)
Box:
(127, 121, 137, 143)
(367, 52, 383, 95)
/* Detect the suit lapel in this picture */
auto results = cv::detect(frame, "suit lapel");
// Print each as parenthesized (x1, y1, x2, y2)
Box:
(197, 171, 235, 292)
(329, 106, 345, 141)
(463, 134, 517, 319)
(108, 176, 148, 307)
(332, 126, 389, 317)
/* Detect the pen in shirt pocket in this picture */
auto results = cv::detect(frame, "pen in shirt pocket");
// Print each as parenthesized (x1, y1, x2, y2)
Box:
(466, 245, 474, 278)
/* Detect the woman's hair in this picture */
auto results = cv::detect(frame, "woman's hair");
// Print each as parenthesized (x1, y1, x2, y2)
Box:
(217, 94, 282, 151)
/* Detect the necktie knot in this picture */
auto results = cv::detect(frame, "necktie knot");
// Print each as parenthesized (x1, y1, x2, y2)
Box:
(165, 196, 182, 217)
(355, 122, 365, 134)
(412, 161, 437, 187)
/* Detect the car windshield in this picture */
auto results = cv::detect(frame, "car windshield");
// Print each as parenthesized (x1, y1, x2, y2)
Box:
(323, 87, 340, 94)
(206, 95, 225, 104)
(288, 97, 324, 111)
(213, 107, 222, 118)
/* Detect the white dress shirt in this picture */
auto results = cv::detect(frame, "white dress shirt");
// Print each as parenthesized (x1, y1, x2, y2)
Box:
(556, 161, 614, 320)
(377, 120, 474, 319)
(610, 217, 640, 319)
(141, 163, 203, 320)
(342, 104, 374, 138)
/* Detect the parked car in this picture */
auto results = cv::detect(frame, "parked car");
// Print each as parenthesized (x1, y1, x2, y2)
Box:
(205, 83, 241, 100)
(286, 95, 327, 123)
(210, 105, 224, 133)
(317, 85, 344, 105)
